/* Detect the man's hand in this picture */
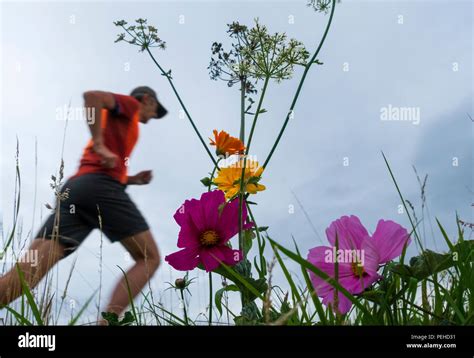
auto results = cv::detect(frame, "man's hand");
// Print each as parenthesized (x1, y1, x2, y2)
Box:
(93, 142, 119, 169)
(128, 170, 153, 185)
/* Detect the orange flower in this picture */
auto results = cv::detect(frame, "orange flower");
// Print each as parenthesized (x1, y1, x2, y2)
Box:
(209, 130, 245, 156)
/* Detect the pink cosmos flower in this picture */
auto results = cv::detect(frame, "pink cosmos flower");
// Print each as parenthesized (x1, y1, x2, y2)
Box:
(165, 190, 252, 272)
(307, 215, 411, 314)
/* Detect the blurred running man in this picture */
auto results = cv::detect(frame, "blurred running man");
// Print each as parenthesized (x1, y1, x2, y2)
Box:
(0, 86, 168, 323)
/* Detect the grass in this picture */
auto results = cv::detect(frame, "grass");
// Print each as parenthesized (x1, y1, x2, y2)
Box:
(0, 145, 472, 326)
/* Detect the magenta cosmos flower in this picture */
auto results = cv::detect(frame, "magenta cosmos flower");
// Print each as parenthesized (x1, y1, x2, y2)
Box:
(165, 190, 253, 272)
(307, 215, 411, 314)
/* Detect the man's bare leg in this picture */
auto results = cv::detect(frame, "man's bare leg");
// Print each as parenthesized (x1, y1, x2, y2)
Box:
(0, 239, 65, 306)
(103, 230, 160, 319)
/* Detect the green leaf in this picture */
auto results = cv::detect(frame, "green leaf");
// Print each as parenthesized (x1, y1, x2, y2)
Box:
(3, 306, 33, 326)
(390, 240, 473, 281)
(270, 242, 300, 306)
(16, 265, 43, 326)
(117, 266, 139, 325)
(120, 311, 136, 326)
(436, 218, 455, 252)
(243, 229, 255, 254)
(360, 289, 387, 304)
(271, 240, 310, 324)
(234, 315, 256, 325)
(293, 239, 327, 325)
(382, 152, 423, 250)
(247, 277, 267, 298)
(214, 284, 239, 316)
(240, 301, 260, 323)
(200, 177, 212, 187)
(254, 255, 267, 278)
(217, 261, 266, 303)
(101, 312, 119, 326)
(152, 304, 189, 326)
(68, 290, 97, 326)
(101, 310, 135, 326)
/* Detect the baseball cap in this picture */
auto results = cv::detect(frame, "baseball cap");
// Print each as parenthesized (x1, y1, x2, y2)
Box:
(130, 86, 168, 119)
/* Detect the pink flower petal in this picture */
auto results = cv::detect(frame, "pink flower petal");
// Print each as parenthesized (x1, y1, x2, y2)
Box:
(308, 244, 373, 294)
(360, 237, 380, 276)
(308, 260, 354, 297)
(325, 215, 369, 251)
(200, 248, 222, 272)
(310, 261, 354, 278)
(174, 199, 191, 227)
(217, 197, 251, 242)
(165, 247, 200, 271)
(339, 273, 380, 295)
(214, 245, 242, 266)
(319, 273, 381, 314)
(309, 261, 382, 308)
(176, 226, 200, 249)
(174, 199, 200, 232)
(170, 191, 248, 273)
(201, 190, 225, 231)
(307, 246, 333, 264)
(187, 198, 207, 233)
(372, 220, 411, 263)
(322, 290, 353, 315)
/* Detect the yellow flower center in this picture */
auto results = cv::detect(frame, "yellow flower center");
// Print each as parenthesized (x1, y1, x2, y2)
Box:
(200, 230, 220, 247)
(351, 262, 366, 278)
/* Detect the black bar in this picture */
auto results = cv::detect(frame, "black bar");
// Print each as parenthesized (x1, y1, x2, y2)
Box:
(0, 326, 472, 354)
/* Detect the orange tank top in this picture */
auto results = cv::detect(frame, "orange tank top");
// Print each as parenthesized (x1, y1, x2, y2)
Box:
(72, 93, 140, 184)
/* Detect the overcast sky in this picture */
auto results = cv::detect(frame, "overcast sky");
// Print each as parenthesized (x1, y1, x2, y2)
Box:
(1, 0, 472, 323)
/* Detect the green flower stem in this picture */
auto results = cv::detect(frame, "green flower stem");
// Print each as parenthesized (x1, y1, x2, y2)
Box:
(246, 203, 265, 278)
(245, 76, 270, 156)
(238, 192, 244, 254)
(208, 158, 221, 192)
(144, 47, 217, 167)
(240, 78, 246, 143)
(262, 0, 336, 170)
(208, 272, 213, 326)
(238, 76, 270, 257)
(179, 289, 189, 325)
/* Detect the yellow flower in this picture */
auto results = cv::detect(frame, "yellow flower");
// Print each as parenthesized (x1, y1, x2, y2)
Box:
(214, 159, 266, 199)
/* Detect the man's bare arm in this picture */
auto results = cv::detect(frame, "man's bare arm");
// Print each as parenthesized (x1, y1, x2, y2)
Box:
(83, 91, 118, 168)
(127, 170, 153, 185)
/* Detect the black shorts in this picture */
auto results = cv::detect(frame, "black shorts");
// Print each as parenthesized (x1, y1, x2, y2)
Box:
(36, 173, 149, 257)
